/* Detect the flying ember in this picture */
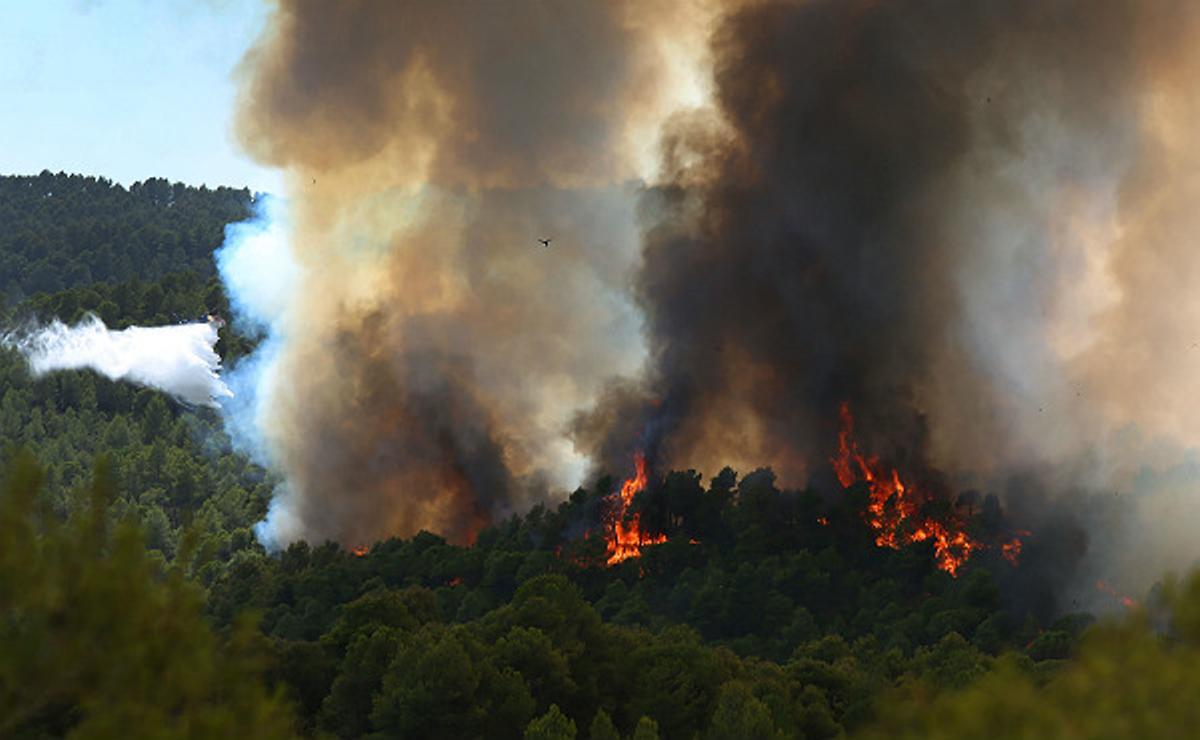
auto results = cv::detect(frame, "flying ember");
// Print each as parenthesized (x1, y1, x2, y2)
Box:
(1096, 580, 1138, 609)
(830, 402, 983, 576)
(605, 452, 667, 565)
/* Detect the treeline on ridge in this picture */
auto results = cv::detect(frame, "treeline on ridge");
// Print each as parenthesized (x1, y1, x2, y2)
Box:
(0, 171, 251, 302)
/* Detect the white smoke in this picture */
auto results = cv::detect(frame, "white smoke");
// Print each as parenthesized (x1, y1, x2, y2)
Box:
(214, 195, 297, 337)
(213, 195, 296, 471)
(212, 195, 300, 549)
(3, 314, 233, 407)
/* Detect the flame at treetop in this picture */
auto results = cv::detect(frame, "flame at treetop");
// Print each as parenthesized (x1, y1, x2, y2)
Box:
(830, 402, 983, 576)
(606, 451, 667, 565)
(1001, 532, 1031, 565)
(351, 545, 369, 557)
(1096, 580, 1138, 609)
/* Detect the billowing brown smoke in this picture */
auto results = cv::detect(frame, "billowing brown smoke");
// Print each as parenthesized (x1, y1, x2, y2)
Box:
(232, 0, 712, 546)
(236, 0, 1200, 603)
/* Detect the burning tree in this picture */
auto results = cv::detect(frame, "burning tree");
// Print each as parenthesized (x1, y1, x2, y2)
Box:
(831, 402, 1024, 577)
(604, 452, 666, 565)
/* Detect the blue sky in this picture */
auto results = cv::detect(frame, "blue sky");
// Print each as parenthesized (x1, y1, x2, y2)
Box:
(0, 0, 282, 193)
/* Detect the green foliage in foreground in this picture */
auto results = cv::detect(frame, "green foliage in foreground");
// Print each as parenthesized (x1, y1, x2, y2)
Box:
(0, 451, 293, 738)
(7, 444, 1197, 739)
(862, 572, 1200, 739)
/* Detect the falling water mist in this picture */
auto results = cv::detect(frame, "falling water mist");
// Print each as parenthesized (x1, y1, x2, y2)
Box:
(3, 315, 231, 407)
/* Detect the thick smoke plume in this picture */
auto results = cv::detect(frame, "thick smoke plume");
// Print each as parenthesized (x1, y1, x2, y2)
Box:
(226, 0, 712, 548)
(230, 0, 1200, 605)
(575, 0, 1200, 606)
(3, 315, 231, 407)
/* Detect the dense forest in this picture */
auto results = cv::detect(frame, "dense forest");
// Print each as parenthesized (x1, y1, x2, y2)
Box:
(0, 171, 251, 301)
(1, 172, 1196, 739)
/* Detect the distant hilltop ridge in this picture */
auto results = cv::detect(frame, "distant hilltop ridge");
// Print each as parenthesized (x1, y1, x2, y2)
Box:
(0, 171, 254, 301)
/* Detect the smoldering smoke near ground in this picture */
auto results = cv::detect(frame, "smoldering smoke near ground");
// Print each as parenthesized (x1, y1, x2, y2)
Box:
(230, 0, 1200, 607)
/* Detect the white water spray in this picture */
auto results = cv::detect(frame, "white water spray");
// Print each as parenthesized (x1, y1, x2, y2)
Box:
(3, 314, 233, 407)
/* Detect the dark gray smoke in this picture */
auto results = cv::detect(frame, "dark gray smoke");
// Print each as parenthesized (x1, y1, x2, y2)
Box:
(576, 0, 1200, 606)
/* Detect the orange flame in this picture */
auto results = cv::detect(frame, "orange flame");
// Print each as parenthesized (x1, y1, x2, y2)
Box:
(1096, 580, 1137, 609)
(1001, 538, 1023, 565)
(351, 545, 369, 557)
(606, 452, 667, 565)
(830, 402, 983, 576)
(1001, 530, 1032, 565)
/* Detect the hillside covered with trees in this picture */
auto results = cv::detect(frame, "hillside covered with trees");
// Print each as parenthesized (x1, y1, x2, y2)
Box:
(0, 171, 251, 302)
(0, 172, 1195, 739)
